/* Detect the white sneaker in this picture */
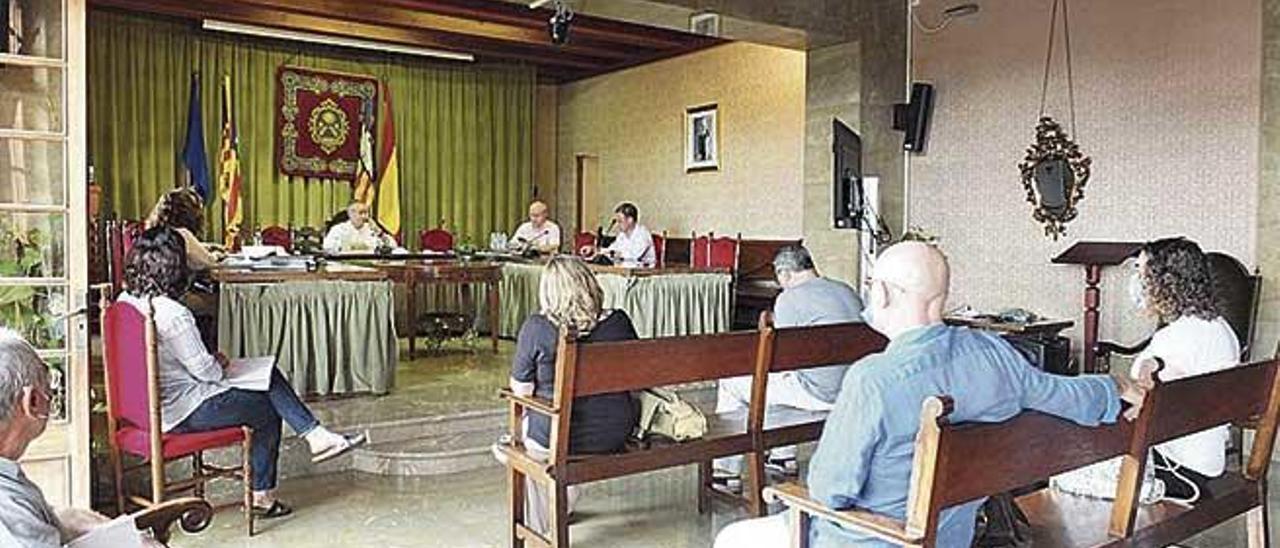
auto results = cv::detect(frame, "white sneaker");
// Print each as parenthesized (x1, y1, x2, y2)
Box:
(311, 432, 369, 464)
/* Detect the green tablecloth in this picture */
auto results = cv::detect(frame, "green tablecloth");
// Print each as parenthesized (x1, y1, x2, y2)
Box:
(218, 281, 398, 396)
(498, 263, 732, 339)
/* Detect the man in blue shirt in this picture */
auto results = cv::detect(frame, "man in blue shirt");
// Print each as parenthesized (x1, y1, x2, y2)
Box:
(714, 242, 1150, 547)
(714, 245, 864, 482)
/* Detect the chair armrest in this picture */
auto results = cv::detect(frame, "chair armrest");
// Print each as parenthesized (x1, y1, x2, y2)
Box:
(1094, 338, 1152, 360)
(763, 483, 922, 545)
(132, 497, 213, 545)
(498, 388, 559, 416)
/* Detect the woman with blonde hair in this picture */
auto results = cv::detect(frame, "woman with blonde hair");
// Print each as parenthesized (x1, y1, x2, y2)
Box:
(503, 256, 638, 532)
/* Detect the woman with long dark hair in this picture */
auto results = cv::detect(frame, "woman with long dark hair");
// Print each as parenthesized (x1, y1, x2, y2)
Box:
(144, 188, 221, 270)
(118, 226, 366, 518)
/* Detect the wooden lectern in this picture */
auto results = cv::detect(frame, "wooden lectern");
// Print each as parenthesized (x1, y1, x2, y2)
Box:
(1052, 241, 1143, 373)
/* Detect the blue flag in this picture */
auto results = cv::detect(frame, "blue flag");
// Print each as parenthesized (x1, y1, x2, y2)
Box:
(181, 73, 212, 201)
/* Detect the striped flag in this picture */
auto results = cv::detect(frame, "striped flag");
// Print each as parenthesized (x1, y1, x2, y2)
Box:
(375, 83, 401, 237)
(217, 75, 243, 248)
(181, 72, 212, 201)
(352, 97, 376, 207)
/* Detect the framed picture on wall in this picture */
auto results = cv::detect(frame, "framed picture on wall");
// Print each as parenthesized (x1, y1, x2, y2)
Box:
(685, 104, 719, 172)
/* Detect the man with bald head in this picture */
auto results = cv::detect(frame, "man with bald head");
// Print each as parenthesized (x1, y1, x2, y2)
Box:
(714, 242, 1151, 548)
(509, 200, 561, 254)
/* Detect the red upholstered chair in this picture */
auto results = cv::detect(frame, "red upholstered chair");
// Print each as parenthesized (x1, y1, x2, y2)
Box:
(102, 297, 255, 536)
(708, 233, 742, 271)
(691, 232, 711, 268)
(574, 232, 598, 256)
(419, 228, 455, 252)
(107, 220, 144, 297)
(651, 231, 668, 267)
(260, 225, 292, 251)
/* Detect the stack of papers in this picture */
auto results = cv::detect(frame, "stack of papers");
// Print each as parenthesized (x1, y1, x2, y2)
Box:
(223, 357, 275, 391)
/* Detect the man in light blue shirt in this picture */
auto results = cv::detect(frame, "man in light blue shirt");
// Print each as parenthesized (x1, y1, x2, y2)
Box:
(715, 242, 1149, 548)
(714, 245, 863, 481)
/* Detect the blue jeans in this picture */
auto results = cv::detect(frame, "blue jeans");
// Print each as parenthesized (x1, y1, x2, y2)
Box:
(173, 368, 320, 490)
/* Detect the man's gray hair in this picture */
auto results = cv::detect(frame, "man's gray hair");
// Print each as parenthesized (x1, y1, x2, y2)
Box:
(773, 245, 816, 274)
(0, 328, 49, 424)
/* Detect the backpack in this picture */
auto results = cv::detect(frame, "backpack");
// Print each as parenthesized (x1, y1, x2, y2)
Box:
(632, 388, 708, 442)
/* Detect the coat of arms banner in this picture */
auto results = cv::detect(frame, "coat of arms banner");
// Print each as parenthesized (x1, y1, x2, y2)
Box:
(276, 66, 378, 179)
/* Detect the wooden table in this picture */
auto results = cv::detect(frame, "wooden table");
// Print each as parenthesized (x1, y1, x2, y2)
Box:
(208, 262, 388, 283)
(371, 260, 504, 356)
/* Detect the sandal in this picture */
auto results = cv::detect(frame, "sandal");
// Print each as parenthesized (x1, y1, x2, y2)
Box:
(311, 432, 370, 464)
(252, 500, 294, 519)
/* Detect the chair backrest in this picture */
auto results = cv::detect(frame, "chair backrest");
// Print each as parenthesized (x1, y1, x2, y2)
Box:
(107, 220, 144, 296)
(691, 233, 711, 268)
(102, 300, 160, 434)
(1206, 252, 1262, 359)
(910, 358, 1280, 540)
(708, 233, 741, 271)
(419, 228, 455, 252)
(664, 236, 693, 266)
(652, 231, 667, 267)
(565, 330, 759, 399)
(574, 232, 597, 255)
(260, 225, 292, 251)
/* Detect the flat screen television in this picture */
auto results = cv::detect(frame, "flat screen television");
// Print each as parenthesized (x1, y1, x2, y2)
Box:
(832, 118, 863, 230)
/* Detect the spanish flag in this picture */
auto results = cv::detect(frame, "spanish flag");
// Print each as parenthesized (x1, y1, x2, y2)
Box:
(217, 75, 243, 249)
(353, 98, 376, 207)
(375, 83, 401, 237)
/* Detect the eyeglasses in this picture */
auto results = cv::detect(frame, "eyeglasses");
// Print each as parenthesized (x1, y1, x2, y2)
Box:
(862, 276, 911, 295)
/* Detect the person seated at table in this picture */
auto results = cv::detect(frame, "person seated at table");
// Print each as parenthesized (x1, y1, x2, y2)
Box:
(1051, 237, 1240, 505)
(713, 242, 1151, 548)
(579, 202, 655, 267)
(145, 187, 221, 270)
(119, 226, 367, 519)
(0, 329, 169, 547)
(323, 202, 385, 253)
(508, 200, 561, 254)
(712, 244, 863, 486)
(501, 255, 639, 533)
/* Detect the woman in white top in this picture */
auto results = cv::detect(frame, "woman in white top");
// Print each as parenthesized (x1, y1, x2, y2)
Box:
(1129, 237, 1240, 501)
(119, 227, 366, 518)
(1053, 237, 1239, 505)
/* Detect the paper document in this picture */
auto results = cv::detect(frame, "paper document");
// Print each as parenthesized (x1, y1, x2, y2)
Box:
(224, 357, 275, 391)
(65, 514, 142, 548)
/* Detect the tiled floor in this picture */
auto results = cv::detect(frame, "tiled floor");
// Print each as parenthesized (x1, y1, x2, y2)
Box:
(169, 459, 1270, 548)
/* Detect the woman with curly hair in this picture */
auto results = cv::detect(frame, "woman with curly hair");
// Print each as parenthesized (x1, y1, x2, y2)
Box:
(1126, 237, 1240, 502)
(118, 226, 366, 518)
(1054, 237, 1239, 505)
(144, 188, 221, 270)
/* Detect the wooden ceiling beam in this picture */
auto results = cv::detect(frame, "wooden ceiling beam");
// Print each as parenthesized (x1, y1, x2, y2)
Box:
(237, 0, 648, 61)
(91, 0, 615, 72)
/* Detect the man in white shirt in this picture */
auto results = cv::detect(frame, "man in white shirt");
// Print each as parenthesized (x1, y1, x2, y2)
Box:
(508, 200, 561, 254)
(581, 202, 655, 267)
(323, 202, 385, 253)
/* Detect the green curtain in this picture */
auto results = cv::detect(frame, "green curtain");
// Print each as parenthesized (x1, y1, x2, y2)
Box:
(87, 9, 534, 247)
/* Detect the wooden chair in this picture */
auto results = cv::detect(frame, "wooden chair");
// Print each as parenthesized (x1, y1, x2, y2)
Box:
(419, 227, 455, 253)
(691, 232, 711, 268)
(101, 296, 256, 536)
(573, 231, 597, 256)
(651, 231, 668, 266)
(664, 235, 693, 266)
(106, 219, 144, 297)
(259, 225, 292, 251)
(131, 497, 215, 546)
(708, 233, 742, 272)
(497, 314, 885, 547)
(765, 358, 1280, 547)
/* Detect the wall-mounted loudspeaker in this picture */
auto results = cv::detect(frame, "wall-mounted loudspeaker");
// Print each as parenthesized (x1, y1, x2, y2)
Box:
(893, 82, 935, 153)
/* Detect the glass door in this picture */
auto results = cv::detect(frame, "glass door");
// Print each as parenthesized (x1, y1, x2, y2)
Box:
(1, 0, 89, 508)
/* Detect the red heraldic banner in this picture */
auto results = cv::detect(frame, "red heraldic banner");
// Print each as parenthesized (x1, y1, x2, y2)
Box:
(276, 66, 379, 179)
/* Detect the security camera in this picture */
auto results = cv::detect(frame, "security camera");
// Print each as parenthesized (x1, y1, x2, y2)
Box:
(540, 0, 574, 45)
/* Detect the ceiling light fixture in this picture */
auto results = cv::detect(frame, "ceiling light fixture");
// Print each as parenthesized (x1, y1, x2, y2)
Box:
(201, 19, 475, 62)
(911, 2, 980, 35)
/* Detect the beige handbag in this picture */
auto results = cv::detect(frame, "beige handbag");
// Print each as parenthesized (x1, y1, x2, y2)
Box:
(632, 387, 708, 442)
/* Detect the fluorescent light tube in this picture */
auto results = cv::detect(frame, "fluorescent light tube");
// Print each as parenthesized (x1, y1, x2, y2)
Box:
(202, 19, 475, 62)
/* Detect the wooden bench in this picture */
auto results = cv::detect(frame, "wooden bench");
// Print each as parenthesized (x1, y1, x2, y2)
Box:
(698, 312, 890, 517)
(497, 313, 886, 547)
(765, 358, 1280, 547)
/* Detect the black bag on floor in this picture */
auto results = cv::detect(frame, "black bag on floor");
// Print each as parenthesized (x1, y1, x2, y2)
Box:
(971, 493, 1032, 547)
